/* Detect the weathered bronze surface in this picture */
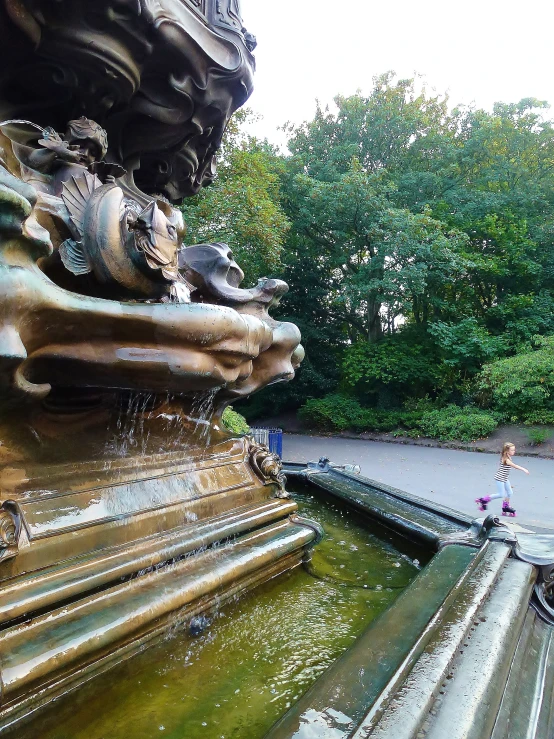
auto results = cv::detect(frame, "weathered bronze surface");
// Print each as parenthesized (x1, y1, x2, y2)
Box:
(0, 1, 314, 729)
(0, 0, 256, 201)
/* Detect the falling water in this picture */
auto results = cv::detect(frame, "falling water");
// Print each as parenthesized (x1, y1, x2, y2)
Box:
(106, 387, 221, 459)
(102, 386, 226, 514)
(188, 388, 220, 446)
(109, 391, 156, 458)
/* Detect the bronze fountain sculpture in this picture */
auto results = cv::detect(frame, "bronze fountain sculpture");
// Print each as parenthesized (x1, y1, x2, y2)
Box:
(0, 0, 316, 728)
(2, 3, 553, 738)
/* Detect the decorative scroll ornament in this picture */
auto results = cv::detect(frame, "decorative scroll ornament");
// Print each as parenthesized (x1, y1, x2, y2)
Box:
(248, 440, 289, 499)
(533, 566, 554, 625)
(437, 514, 517, 551)
(0, 4, 303, 405)
(0, 503, 20, 561)
(514, 534, 554, 625)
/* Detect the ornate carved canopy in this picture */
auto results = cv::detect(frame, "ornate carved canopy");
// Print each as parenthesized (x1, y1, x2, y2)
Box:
(0, 0, 256, 201)
(0, 0, 303, 410)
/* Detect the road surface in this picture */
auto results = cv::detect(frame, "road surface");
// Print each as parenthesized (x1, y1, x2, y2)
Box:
(283, 435, 554, 531)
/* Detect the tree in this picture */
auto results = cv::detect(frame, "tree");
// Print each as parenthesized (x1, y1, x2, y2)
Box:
(286, 72, 452, 181)
(183, 79, 554, 422)
(479, 337, 554, 419)
(280, 161, 468, 343)
(181, 111, 290, 284)
(278, 77, 554, 414)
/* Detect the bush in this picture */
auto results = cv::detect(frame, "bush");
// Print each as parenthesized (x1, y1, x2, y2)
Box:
(526, 427, 553, 446)
(418, 405, 498, 442)
(298, 395, 367, 432)
(222, 407, 250, 435)
(299, 397, 498, 441)
(354, 409, 423, 433)
(479, 337, 554, 418)
(428, 318, 506, 373)
(523, 410, 554, 425)
(342, 336, 441, 404)
(299, 395, 423, 433)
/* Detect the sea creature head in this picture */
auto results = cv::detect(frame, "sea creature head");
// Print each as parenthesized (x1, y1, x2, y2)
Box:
(135, 201, 179, 248)
(154, 196, 187, 242)
(130, 199, 184, 281)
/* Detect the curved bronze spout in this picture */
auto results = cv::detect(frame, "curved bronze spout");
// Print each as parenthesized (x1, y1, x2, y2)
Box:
(179, 242, 288, 307)
(0, 261, 273, 400)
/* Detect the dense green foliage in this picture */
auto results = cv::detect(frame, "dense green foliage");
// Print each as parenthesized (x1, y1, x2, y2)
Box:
(182, 111, 290, 283)
(221, 407, 250, 435)
(416, 405, 498, 442)
(184, 75, 554, 440)
(479, 337, 554, 419)
(299, 395, 497, 442)
(342, 334, 441, 404)
(298, 394, 420, 433)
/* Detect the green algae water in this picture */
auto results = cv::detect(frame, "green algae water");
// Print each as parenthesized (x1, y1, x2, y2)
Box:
(12, 493, 423, 739)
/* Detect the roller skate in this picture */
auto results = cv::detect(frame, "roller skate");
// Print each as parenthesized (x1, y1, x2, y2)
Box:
(502, 502, 516, 517)
(475, 496, 491, 512)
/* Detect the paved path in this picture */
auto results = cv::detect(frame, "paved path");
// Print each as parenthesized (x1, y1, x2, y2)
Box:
(283, 435, 554, 531)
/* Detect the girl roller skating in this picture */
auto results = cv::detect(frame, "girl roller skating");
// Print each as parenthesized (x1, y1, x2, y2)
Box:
(476, 442, 529, 517)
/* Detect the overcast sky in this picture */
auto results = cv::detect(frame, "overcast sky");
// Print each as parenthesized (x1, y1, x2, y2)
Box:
(240, 0, 554, 146)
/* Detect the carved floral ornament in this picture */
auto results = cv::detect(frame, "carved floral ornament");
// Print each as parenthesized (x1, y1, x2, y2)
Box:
(0, 503, 20, 561)
(248, 440, 289, 499)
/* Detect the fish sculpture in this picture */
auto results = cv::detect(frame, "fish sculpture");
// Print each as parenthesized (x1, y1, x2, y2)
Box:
(59, 171, 191, 302)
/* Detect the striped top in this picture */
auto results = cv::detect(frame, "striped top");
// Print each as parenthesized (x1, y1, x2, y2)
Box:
(495, 462, 511, 481)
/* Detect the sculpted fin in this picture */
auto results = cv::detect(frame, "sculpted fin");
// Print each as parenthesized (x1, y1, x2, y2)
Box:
(59, 238, 92, 276)
(61, 171, 102, 238)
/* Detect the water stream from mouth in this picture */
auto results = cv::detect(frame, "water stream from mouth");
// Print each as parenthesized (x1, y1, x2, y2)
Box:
(10, 492, 425, 739)
(189, 388, 219, 446)
(105, 388, 222, 461)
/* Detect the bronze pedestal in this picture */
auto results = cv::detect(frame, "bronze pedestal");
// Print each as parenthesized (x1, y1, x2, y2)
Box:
(0, 1, 316, 728)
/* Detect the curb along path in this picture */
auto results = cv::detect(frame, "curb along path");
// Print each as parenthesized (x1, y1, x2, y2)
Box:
(283, 434, 554, 532)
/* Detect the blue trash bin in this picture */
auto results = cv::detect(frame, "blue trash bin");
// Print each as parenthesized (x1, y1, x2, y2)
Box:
(267, 428, 283, 458)
(251, 428, 269, 447)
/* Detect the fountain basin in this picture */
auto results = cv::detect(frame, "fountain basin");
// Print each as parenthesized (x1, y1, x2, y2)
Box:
(0, 514, 314, 717)
(267, 463, 554, 739)
(0, 398, 322, 730)
(5, 490, 425, 738)
(1, 462, 553, 738)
